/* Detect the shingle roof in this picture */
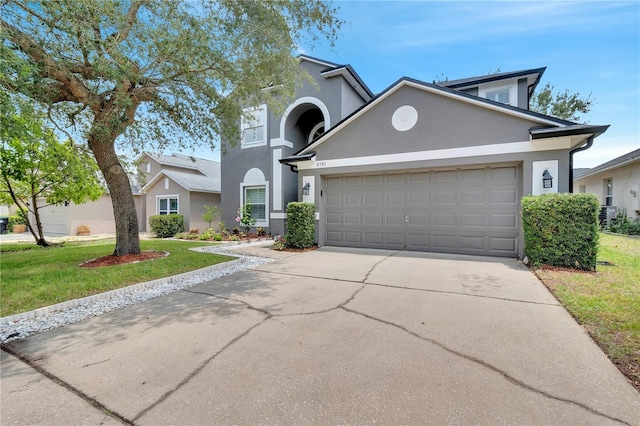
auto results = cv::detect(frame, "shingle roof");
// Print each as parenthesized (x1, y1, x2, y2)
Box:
(574, 148, 640, 179)
(142, 152, 220, 178)
(162, 169, 221, 193)
(436, 67, 546, 97)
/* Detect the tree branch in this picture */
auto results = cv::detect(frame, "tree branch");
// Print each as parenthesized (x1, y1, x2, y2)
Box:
(0, 19, 96, 107)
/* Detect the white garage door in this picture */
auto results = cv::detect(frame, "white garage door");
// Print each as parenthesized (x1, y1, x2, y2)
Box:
(324, 165, 520, 257)
(39, 205, 69, 235)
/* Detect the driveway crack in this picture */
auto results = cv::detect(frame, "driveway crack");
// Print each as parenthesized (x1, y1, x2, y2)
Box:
(340, 306, 633, 426)
(132, 316, 271, 423)
(0, 346, 133, 425)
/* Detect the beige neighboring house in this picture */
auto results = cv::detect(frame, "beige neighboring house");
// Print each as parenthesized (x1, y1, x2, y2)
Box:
(137, 152, 221, 232)
(573, 148, 640, 220)
(34, 152, 220, 236)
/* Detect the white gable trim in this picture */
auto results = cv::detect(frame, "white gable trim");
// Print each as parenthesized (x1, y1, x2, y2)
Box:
(141, 171, 189, 193)
(301, 80, 567, 155)
(297, 137, 574, 171)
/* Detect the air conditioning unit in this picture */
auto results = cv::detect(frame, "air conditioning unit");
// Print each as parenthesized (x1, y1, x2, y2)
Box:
(599, 206, 617, 226)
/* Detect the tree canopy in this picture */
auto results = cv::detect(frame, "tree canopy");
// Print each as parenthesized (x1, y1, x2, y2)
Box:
(0, 96, 103, 246)
(0, 0, 343, 255)
(530, 82, 594, 123)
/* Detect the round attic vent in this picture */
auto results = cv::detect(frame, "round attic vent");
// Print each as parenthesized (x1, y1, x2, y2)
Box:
(391, 105, 418, 131)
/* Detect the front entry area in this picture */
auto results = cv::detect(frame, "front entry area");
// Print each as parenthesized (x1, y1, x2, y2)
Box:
(323, 165, 521, 257)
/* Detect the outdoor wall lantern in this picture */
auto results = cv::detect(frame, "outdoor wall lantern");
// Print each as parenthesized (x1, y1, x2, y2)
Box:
(542, 169, 553, 189)
(302, 182, 311, 196)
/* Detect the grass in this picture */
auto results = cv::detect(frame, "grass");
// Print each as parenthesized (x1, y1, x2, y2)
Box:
(0, 239, 235, 317)
(534, 233, 640, 391)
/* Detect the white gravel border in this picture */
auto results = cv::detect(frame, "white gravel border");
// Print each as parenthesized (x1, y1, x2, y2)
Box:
(0, 242, 274, 343)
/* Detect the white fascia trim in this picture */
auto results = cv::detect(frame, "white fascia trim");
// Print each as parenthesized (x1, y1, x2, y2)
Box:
(141, 171, 190, 193)
(280, 96, 331, 139)
(300, 80, 566, 156)
(270, 138, 294, 148)
(576, 158, 640, 180)
(299, 56, 338, 68)
(270, 212, 287, 219)
(297, 138, 573, 171)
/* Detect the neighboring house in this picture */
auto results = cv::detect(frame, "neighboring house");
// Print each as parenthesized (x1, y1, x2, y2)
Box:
(137, 152, 221, 232)
(573, 148, 640, 220)
(35, 152, 220, 235)
(222, 55, 609, 258)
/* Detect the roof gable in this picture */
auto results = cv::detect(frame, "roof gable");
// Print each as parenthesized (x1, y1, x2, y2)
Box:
(295, 77, 573, 158)
(137, 152, 220, 177)
(141, 169, 221, 194)
(575, 148, 640, 179)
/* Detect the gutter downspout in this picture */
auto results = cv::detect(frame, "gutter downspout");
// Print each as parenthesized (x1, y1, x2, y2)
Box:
(569, 136, 594, 193)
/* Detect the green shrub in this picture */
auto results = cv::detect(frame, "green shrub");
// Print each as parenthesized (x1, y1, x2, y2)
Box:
(607, 210, 640, 236)
(199, 227, 216, 240)
(285, 202, 315, 249)
(213, 233, 223, 241)
(8, 211, 27, 228)
(522, 193, 599, 270)
(273, 236, 286, 251)
(149, 214, 185, 238)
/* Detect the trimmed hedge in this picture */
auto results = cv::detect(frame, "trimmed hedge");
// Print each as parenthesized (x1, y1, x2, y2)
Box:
(522, 193, 599, 270)
(149, 214, 185, 238)
(285, 202, 316, 248)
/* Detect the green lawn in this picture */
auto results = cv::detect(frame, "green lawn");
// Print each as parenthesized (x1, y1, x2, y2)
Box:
(534, 233, 640, 391)
(0, 239, 235, 317)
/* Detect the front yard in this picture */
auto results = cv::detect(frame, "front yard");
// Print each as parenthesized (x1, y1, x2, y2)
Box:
(534, 233, 640, 391)
(0, 239, 234, 317)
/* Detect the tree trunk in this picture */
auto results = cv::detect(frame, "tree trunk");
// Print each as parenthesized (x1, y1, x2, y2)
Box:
(30, 196, 49, 247)
(88, 135, 140, 256)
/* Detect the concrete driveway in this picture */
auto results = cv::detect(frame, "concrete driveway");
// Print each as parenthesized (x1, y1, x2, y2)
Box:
(2, 246, 639, 425)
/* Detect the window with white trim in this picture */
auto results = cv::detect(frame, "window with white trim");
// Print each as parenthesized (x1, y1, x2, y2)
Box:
(244, 186, 266, 221)
(604, 178, 613, 206)
(579, 185, 586, 194)
(158, 196, 179, 215)
(479, 84, 516, 106)
(241, 106, 266, 147)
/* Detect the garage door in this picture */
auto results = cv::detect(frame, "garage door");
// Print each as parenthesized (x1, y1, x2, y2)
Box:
(39, 205, 69, 235)
(324, 165, 520, 256)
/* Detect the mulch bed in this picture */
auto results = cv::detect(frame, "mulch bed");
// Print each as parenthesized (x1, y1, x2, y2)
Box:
(79, 251, 168, 268)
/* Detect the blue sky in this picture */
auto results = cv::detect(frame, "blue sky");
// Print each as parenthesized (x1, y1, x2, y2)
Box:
(293, 0, 639, 169)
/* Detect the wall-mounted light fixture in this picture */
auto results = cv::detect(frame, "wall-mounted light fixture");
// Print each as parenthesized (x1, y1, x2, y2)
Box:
(631, 189, 637, 197)
(64, 201, 70, 206)
(542, 169, 553, 189)
(302, 182, 311, 196)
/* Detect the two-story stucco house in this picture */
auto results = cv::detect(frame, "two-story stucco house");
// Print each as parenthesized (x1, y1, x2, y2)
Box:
(221, 55, 609, 257)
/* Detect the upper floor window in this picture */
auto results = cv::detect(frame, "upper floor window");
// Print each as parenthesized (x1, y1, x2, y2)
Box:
(479, 84, 516, 107)
(241, 105, 267, 148)
(308, 122, 325, 144)
(604, 178, 613, 206)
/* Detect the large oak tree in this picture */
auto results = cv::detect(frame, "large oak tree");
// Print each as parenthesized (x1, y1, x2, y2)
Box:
(0, 0, 342, 255)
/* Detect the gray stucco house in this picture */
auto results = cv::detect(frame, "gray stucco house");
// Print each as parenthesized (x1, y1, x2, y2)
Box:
(221, 55, 608, 257)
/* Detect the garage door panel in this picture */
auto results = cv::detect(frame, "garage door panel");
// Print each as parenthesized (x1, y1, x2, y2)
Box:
(385, 233, 405, 246)
(460, 214, 485, 227)
(385, 192, 404, 205)
(491, 189, 518, 204)
(385, 214, 405, 225)
(409, 172, 430, 184)
(326, 213, 342, 224)
(326, 194, 342, 206)
(461, 191, 486, 205)
(364, 193, 383, 206)
(386, 174, 405, 184)
(490, 214, 517, 228)
(364, 213, 382, 225)
(324, 166, 520, 256)
(490, 237, 517, 252)
(434, 192, 456, 205)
